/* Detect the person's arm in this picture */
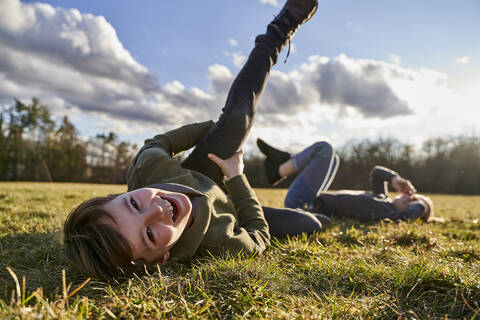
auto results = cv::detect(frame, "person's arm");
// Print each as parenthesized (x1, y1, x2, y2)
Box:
(207, 152, 270, 255)
(143, 120, 214, 156)
(224, 174, 270, 254)
(127, 121, 214, 190)
(318, 191, 427, 222)
(385, 203, 427, 221)
(370, 166, 416, 196)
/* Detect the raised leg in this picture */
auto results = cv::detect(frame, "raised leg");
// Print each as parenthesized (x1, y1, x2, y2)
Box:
(181, 0, 319, 185)
(284, 142, 339, 209)
(181, 35, 281, 185)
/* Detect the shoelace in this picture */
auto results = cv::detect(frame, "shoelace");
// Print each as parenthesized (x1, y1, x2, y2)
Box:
(274, 12, 297, 63)
(284, 39, 291, 63)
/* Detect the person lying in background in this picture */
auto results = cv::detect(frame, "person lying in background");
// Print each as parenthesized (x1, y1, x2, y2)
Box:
(257, 138, 437, 223)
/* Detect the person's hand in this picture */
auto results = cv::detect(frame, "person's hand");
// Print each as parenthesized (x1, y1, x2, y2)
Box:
(392, 176, 416, 195)
(208, 150, 244, 180)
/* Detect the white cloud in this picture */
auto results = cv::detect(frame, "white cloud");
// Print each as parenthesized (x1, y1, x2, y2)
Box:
(224, 51, 246, 68)
(0, 0, 215, 128)
(232, 53, 246, 68)
(389, 54, 401, 65)
(1, 0, 475, 149)
(207, 52, 458, 151)
(228, 38, 238, 47)
(208, 64, 234, 110)
(259, 0, 279, 7)
(456, 56, 470, 64)
(5, 0, 409, 131)
(248, 53, 465, 151)
(257, 54, 419, 119)
(233, 53, 247, 68)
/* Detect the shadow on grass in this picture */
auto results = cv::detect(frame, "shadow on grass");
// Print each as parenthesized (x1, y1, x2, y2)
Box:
(331, 219, 380, 247)
(444, 230, 478, 241)
(298, 250, 477, 319)
(391, 230, 431, 247)
(449, 218, 480, 230)
(0, 231, 89, 301)
(283, 219, 478, 318)
(333, 219, 438, 249)
(444, 247, 480, 262)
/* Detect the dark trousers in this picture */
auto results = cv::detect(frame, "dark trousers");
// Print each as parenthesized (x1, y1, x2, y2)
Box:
(180, 30, 328, 237)
(181, 33, 280, 185)
(285, 142, 339, 209)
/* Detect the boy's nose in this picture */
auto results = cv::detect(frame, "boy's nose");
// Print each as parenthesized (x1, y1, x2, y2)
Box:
(145, 203, 167, 223)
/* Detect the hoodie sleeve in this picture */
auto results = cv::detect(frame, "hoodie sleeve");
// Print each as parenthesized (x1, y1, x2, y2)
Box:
(143, 120, 214, 156)
(384, 203, 427, 221)
(215, 174, 271, 256)
(369, 165, 399, 196)
(127, 121, 214, 190)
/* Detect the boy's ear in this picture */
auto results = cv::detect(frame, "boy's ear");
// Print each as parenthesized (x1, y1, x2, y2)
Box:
(158, 251, 170, 265)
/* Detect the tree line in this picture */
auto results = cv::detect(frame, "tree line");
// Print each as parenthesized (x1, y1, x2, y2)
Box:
(247, 136, 480, 195)
(2, 98, 479, 194)
(1, 98, 137, 184)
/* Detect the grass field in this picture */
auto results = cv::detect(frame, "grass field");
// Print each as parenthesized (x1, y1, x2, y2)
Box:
(0, 182, 479, 319)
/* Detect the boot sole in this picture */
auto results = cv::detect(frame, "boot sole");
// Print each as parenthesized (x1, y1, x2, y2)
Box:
(299, 0, 318, 25)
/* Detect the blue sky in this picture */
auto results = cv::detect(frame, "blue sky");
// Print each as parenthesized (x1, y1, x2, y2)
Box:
(1, 0, 479, 153)
(22, 0, 479, 87)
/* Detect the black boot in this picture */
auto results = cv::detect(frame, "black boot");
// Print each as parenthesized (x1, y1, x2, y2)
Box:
(269, 0, 318, 43)
(257, 138, 291, 185)
(257, 138, 291, 165)
(264, 159, 284, 186)
(255, 0, 318, 61)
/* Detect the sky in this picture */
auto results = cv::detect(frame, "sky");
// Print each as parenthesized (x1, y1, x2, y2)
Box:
(0, 0, 479, 154)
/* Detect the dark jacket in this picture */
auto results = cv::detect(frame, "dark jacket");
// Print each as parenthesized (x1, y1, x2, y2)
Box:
(316, 166, 426, 222)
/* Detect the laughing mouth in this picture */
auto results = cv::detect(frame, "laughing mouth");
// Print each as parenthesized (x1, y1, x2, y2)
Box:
(164, 198, 178, 222)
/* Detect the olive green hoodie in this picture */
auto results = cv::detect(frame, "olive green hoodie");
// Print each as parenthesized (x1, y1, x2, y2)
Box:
(126, 121, 270, 260)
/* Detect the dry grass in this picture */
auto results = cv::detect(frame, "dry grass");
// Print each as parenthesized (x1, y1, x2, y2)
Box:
(1, 182, 479, 319)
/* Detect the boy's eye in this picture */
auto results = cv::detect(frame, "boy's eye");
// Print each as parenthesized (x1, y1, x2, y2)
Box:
(146, 227, 155, 243)
(130, 198, 139, 210)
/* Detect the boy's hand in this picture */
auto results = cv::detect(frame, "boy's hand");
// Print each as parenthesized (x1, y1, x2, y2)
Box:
(392, 176, 416, 195)
(208, 150, 244, 180)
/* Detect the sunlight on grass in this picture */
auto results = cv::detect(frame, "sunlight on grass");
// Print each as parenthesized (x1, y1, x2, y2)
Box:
(1, 183, 479, 318)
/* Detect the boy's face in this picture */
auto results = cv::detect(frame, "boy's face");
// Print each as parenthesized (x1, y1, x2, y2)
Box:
(103, 187, 193, 264)
(392, 194, 412, 211)
(392, 194, 428, 216)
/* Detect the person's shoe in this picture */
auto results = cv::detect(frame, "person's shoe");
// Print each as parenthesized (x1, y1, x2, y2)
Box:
(313, 213, 332, 228)
(257, 138, 290, 165)
(269, 0, 318, 41)
(264, 159, 284, 185)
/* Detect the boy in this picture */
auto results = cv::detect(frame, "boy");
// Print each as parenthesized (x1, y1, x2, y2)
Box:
(64, 0, 328, 280)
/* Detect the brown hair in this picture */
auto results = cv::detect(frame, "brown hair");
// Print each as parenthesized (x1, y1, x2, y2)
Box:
(415, 194, 435, 221)
(63, 194, 140, 280)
